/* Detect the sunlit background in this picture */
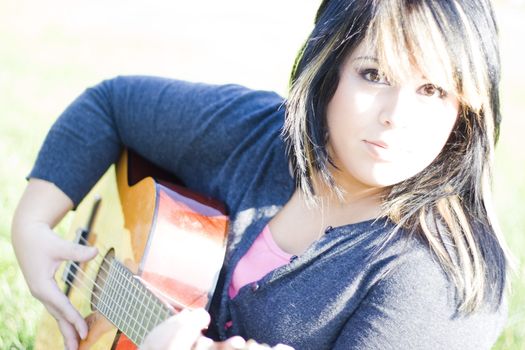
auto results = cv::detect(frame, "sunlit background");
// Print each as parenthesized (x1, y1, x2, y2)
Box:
(0, 0, 523, 348)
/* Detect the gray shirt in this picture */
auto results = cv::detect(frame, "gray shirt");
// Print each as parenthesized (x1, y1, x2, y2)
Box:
(29, 76, 507, 349)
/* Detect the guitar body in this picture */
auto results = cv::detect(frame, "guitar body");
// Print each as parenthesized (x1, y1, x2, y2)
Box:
(35, 150, 228, 349)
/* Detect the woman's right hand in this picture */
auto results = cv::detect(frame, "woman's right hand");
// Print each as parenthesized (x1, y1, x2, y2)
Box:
(11, 179, 98, 350)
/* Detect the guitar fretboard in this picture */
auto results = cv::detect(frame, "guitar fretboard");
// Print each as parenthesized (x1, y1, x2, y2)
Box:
(94, 259, 174, 346)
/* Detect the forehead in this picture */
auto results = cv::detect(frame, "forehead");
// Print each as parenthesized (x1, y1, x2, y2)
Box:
(344, 35, 456, 92)
(323, 0, 490, 114)
(344, 43, 422, 79)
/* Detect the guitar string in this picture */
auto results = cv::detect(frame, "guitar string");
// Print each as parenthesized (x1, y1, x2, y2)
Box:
(65, 274, 161, 345)
(65, 234, 194, 337)
(66, 266, 152, 336)
(64, 268, 152, 337)
(67, 260, 164, 340)
(132, 274, 190, 311)
(71, 257, 174, 340)
(67, 247, 150, 325)
(75, 235, 169, 319)
(68, 254, 171, 334)
(76, 235, 191, 312)
(65, 238, 172, 337)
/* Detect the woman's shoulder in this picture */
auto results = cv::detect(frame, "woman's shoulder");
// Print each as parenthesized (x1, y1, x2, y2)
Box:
(103, 75, 285, 110)
(360, 228, 508, 348)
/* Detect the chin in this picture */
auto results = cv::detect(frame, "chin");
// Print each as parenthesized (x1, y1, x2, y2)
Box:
(357, 170, 415, 189)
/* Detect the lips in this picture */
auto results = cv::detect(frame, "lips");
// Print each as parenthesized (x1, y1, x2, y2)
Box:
(363, 139, 396, 161)
(365, 140, 388, 149)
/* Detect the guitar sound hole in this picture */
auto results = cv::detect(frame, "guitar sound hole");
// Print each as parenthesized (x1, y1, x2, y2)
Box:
(91, 248, 115, 311)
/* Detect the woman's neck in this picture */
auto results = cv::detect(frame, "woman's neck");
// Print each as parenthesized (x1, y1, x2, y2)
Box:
(305, 173, 385, 227)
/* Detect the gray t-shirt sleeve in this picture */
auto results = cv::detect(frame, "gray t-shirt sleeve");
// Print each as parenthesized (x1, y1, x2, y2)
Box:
(332, 246, 507, 350)
(28, 75, 285, 209)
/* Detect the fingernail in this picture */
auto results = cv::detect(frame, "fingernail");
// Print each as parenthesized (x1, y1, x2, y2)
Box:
(228, 336, 246, 349)
(194, 308, 210, 323)
(275, 345, 295, 350)
(195, 308, 207, 316)
(196, 336, 214, 348)
(76, 323, 87, 340)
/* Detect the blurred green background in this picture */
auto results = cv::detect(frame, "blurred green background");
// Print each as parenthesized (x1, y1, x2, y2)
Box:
(0, 0, 523, 348)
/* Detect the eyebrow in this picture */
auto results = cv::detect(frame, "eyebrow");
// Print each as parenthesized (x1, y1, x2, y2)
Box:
(352, 56, 378, 62)
(351, 57, 447, 87)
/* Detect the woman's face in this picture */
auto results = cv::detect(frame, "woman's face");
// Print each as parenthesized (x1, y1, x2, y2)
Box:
(326, 43, 459, 192)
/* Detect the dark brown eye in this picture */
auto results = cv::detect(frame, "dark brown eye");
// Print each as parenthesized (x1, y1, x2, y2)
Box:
(418, 84, 447, 98)
(366, 70, 381, 82)
(360, 68, 389, 85)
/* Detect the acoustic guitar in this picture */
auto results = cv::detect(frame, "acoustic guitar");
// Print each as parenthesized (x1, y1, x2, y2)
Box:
(35, 149, 229, 349)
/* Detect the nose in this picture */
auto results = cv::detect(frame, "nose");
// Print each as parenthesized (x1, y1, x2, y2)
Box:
(378, 87, 416, 128)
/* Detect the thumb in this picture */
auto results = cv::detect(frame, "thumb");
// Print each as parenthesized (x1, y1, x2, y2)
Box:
(190, 308, 211, 326)
(58, 240, 98, 262)
(166, 309, 210, 349)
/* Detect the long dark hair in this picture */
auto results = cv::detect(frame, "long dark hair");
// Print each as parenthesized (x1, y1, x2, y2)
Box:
(284, 0, 512, 313)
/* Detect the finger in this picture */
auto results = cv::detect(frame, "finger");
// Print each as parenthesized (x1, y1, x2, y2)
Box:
(45, 302, 79, 350)
(42, 281, 89, 340)
(141, 309, 192, 350)
(273, 344, 295, 350)
(56, 240, 98, 262)
(166, 309, 210, 349)
(141, 309, 211, 350)
(213, 336, 247, 349)
(56, 317, 80, 350)
(53, 285, 89, 339)
(192, 335, 215, 350)
(243, 339, 271, 349)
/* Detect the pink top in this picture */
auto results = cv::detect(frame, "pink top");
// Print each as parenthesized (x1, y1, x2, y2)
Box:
(228, 224, 292, 299)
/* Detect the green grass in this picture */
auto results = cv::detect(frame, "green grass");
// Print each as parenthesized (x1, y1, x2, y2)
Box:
(1, 0, 523, 349)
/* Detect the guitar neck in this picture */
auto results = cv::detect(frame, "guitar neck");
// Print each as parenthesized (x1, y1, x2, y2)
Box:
(93, 258, 174, 346)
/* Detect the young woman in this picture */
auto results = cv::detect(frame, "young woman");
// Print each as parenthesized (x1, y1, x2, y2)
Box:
(12, 0, 512, 349)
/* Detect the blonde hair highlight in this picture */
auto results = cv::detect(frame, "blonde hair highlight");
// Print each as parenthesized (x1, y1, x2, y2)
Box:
(284, 0, 513, 313)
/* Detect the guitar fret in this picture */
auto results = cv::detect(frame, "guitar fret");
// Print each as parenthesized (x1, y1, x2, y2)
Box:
(97, 285, 106, 316)
(137, 284, 147, 342)
(121, 264, 134, 335)
(119, 262, 135, 341)
(118, 261, 141, 344)
(145, 292, 156, 335)
(144, 289, 155, 339)
(135, 274, 146, 343)
(143, 283, 158, 341)
(95, 258, 178, 347)
(100, 261, 135, 343)
(117, 261, 152, 345)
(138, 282, 153, 342)
(106, 262, 117, 325)
(110, 262, 119, 326)
(113, 262, 126, 330)
(100, 270, 110, 317)
(121, 270, 133, 338)
(140, 291, 151, 343)
(148, 290, 164, 333)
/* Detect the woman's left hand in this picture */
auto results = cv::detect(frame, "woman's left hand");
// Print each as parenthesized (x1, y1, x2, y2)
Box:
(140, 308, 294, 350)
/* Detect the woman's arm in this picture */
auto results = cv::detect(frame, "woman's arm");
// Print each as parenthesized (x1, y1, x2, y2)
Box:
(15, 75, 284, 349)
(11, 178, 98, 350)
(29, 76, 284, 209)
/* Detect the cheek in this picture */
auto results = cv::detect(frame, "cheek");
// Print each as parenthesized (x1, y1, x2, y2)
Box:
(326, 83, 375, 141)
(406, 106, 458, 166)
(386, 107, 458, 186)
(376, 122, 456, 186)
(326, 97, 458, 188)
